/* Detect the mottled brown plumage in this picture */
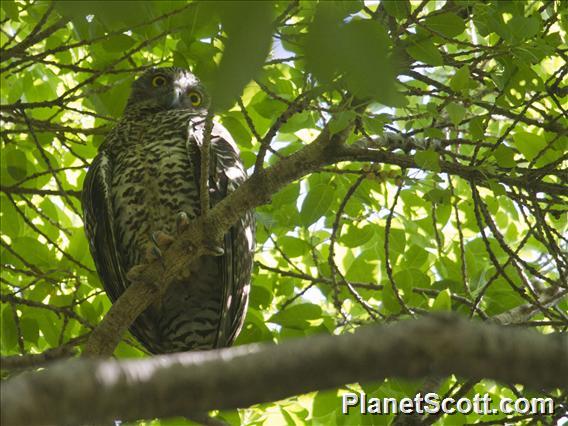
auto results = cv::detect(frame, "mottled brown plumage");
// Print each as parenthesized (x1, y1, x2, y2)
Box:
(82, 67, 255, 353)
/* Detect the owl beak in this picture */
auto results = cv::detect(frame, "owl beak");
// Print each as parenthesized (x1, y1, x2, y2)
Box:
(170, 87, 194, 109)
(170, 87, 187, 109)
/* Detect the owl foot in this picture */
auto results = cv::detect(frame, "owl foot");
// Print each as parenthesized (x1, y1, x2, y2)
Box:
(176, 211, 191, 234)
(145, 231, 175, 262)
(201, 239, 224, 257)
(145, 245, 162, 262)
(127, 264, 146, 282)
(152, 230, 175, 248)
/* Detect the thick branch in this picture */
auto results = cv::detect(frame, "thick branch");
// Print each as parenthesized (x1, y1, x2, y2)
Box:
(0, 338, 83, 370)
(82, 128, 566, 357)
(82, 281, 159, 355)
(3, 316, 567, 426)
(82, 126, 346, 356)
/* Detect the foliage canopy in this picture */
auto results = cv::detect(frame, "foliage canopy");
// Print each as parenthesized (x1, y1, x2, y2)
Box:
(1, 1, 567, 425)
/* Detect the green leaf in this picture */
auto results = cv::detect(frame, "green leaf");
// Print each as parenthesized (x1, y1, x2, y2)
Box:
(220, 115, 252, 148)
(487, 179, 507, 196)
(1, 305, 18, 352)
(383, 0, 410, 20)
(341, 224, 375, 248)
(10, 237, 53, 267)
(278, 235, 311, 258)
(402, 245, 429, 269)
(388, 228, 407, 257)
(300, 184, 335, 227)
(0, 195, 21, 237)
(340, 20, 396, 103)
(508, 16, 541, 42)
(406, 39, 443, 66)
(3, 147, 28, 182)
(414, 149, 441, 172)
(20, 317, 39, 345)
(313, 390, 340, 421)
(381, 282, 402, 314)
(484, 279, 525, 315)
(469, 116, 485, 140)
(393, 269, 430, 295)
(424, 12, 466, 38)
(2, 72, 23, 103)
(79, 300, 102, 324)
(304, 3, 345, 85)
(362, 114, 390, 134)
(446, 102, 466, 126)
(269, 303, 322, 328)
(54, 1, 97, 20)
(101, 34, 135, 52)
(210, 2, 275, 111)
(513, 131, 547, 161)
(305, 4, 397, 104)
(492, 145, 516, 168)
(172, 50, 190, 69)
(2, 1, 19, 20)
(329, 111, 356, 135)
(346, 251, 377, 282)
(66, 229, 89, 264)
(432, 289, 452, 311)
(253, 97, 287, 120)
(450, 65, 474, 93)
(424, 188, 451, 204)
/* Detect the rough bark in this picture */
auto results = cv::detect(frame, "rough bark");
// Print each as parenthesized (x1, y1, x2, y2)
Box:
(82, 126, 347, 356)
(82, 126, 564, 358)
(2, 315, 567, 426)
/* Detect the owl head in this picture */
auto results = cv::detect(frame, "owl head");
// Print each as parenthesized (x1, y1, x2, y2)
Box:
(126, 67, 210, 113)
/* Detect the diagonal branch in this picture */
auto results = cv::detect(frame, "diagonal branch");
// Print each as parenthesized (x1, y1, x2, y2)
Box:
(82, 128, 566, 357)
(83, 125, 351, 356)
(4, 315, 567, 426)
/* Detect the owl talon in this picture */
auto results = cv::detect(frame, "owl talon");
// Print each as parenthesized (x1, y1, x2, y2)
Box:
(151, 231, 175, 249)
(203, 242, 224, 256)
(127, 265, 147, 282)
(176, 212, 190, 234)
(146, 245, 163, 262)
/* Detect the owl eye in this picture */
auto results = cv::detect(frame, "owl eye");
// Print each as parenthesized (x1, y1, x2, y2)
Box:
(151, 75, 167, 87)
(187, 91, 202, 106)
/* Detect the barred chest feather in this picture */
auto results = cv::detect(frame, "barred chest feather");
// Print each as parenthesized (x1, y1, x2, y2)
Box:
(83, 68, 254, 356)
(107, 111, 224, 352)
(109, 111, 199, 267)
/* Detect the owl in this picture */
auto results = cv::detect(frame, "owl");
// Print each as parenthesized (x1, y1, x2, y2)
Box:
(82, 67, 255, 354)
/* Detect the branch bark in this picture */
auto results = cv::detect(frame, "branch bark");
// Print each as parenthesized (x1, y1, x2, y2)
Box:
(0, 185, 82, 198)
(82, 126, 348, 356)
(3, 315, 567, 426)
(82, 127, 566, 357)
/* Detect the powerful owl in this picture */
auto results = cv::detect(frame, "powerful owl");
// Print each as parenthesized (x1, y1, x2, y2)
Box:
(82, 67, 255, 354)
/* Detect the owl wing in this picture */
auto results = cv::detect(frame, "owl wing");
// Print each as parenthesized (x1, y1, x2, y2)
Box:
(82, 148, 129, 303)
(189, 118, 255, 348)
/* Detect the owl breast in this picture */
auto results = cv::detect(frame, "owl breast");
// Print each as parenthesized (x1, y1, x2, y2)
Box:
(108, 111, 223, 352)
(111, 124, 197, 267)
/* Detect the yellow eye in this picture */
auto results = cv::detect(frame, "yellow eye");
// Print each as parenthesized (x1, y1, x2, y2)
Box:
(188, 91, 202, 106)
(151, 75, 167, 87)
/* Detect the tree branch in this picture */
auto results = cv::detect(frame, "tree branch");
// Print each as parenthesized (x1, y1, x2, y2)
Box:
(3, 315, 567, 426)
(82, 125, 349, 356)
(0, 185, 82, 198)
(82, 128, 566, 357)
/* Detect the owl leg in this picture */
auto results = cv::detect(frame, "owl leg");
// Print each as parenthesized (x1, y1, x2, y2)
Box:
(145, 231, 175, 262)
(176, 211, 191, 234)
(177, 211, 224, 256)
(145, 212, 224, 265)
